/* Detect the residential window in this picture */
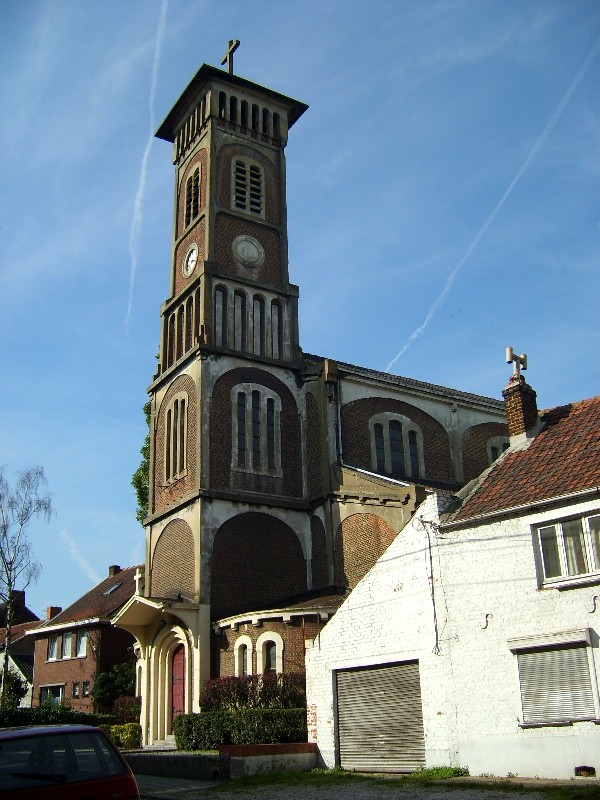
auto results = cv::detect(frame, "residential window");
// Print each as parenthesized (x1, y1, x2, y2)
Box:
(40, 685, 64, 705)
(536, 514, 600, 584)
(62, 632, 72, 659)
(48, 635, 59, 661)
(510, 631, 598, 725)
(165, 394, 187, 483)
(82, 681, 90, 697)
(72, 681, 80, 698)
(232, 385, 282, 476)
(232, 159, 264, 216)
(76, 630, 88, 658)
(369, 414, 424, 479)
(184, 166, 200, 227)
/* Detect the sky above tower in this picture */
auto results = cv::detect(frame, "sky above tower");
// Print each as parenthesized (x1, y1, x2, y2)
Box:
(1, 0, 598, 615)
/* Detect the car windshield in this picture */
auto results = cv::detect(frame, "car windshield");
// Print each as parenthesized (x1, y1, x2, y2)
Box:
(0, 729, 127, 792)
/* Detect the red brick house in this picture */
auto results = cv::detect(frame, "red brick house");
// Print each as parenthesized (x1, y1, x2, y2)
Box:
(30, 566, 139, 712)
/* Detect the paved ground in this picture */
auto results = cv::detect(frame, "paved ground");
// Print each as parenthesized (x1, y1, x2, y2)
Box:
(134, 773, 600, 800)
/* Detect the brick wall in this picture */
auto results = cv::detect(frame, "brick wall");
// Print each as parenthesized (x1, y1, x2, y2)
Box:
(215, 213, 281, 286)
(32, 626, 135, 712)
(209, 367, 302, 497)
(305, 393, 323, 498)
(210, 512, 307, 619)
(153, 374, 197, 515)
(217, 144, 280, 225)
(151, 518, 196, 600)
(462, 421, 508, 482)
(213, 617, 321, 677)
(333, 513, 398, 589)
(311, 516, 329, 591)
(341, 398, 454, 483)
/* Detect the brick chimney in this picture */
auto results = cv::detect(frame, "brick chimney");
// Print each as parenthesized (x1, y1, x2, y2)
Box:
(46, 606, 62, 620)
(503, 374, 539, 439)
(108, 565, 121, 577)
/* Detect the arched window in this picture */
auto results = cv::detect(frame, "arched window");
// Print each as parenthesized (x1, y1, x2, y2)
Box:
(165, 394, 187, 482)
(176, 306, 184, 361)
(270, 301, 282, 360)
(214, 286, 227, 348)
(231, 385, 282, 476)
(240, 100, 248, 129)
(185, 297, 194, 352)
(218, 91, 226, 118)
(234, 291, 246, 351)
(256, 631, 284, 674)
(251, 104, 259, 133)
(234, 635, 253, 677)
(229, 95, 238, 124)
(369, 414, 424, 480)
(273, 113, 281, 141)
(232, 159, 263, 216)
(253, 296, 264, 355)
(184, 167, 200, 227)
(488, 436, 510, 464)
(262, 108, 270, 136)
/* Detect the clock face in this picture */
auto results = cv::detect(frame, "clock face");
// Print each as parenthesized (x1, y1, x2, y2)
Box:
(183, 243, 198, 277)
(232, 235, 265, 268)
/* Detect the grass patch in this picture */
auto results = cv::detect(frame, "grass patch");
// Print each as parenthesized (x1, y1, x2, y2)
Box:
(204, 767, 600, 799)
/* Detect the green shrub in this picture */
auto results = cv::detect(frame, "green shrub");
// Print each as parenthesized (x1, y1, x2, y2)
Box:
(113, 695, 141, 724)
(173, 707, 307, 751)
(104, 723, 142, 749)
(200, 672, 306, 710)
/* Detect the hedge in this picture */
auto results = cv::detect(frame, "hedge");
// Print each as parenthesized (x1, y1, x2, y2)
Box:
(173, 707, 307, 750)
(201, 672, 306, 710)
(102, 723, 142, 749)
(0, 706, 113, 728)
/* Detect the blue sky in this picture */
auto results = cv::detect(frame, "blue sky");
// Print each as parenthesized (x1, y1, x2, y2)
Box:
(1, 0, 598, 617)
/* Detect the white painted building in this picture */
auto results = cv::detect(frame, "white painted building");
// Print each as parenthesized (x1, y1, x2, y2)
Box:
(306, 373, 600, 780)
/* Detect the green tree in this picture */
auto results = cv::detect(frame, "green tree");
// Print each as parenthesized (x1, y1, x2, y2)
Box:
(131, 401, 151, 525)
(0, 667, 28, 708)
(0, 467, 52, 705)
(92, 661, 136, 713)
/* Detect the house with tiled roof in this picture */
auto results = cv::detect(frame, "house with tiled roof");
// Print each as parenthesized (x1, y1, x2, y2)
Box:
(305, 360, 600, 780)
(29, 565, 140, 711)
(0, 607, 41, 707)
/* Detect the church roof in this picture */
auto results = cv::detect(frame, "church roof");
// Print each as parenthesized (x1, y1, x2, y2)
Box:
(302, 352, 505, 411)
(441, 395, 600, 528)
(156, 63, 308, 142)
(34, 566, 142, 631)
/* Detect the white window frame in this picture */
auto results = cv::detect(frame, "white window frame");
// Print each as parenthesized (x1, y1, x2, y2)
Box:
(369, 413, 424, 479)
(40, 684, 65, 705)
(508, 629, 600, 725)
(534, 512, 600, 587)
(231, 384, 282, 477)
(47, 635, 59, 661)
(76, 630, 88, 658)
(234, 635, 253, 677)
(62, 632, 73, 659)
(256, 630, 284, 674)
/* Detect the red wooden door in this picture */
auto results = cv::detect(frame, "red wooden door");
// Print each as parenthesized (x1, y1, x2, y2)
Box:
(171, 644, 185, 722)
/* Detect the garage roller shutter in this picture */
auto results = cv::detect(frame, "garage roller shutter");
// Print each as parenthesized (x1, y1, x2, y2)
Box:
(336, 660, 425, 772)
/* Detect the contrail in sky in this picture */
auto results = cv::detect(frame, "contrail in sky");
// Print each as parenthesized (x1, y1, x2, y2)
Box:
(59, 530, 101, 586)
(385, 36, 600, 374)
(125, 0, 169, 332)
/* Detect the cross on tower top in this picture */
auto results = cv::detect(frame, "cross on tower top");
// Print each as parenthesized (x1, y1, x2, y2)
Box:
(221, 39, 240, 75)
(506, 346, 527, 377)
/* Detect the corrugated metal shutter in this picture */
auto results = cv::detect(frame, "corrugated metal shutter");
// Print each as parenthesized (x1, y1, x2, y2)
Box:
(517, 645, 595, 723)
(336, 661, 425, 772)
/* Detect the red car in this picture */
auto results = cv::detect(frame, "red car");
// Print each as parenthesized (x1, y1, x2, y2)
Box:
(0, 724, 140, 799)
